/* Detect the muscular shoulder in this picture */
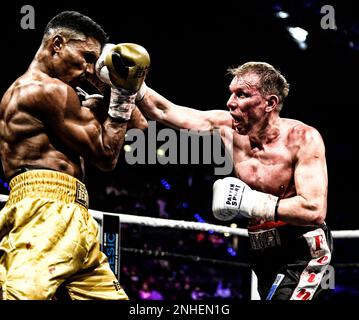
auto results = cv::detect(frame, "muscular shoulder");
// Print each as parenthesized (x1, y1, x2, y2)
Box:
(285, 119, 322, 142)
(283, 118, 325, 158)
(18, 77, 76, 112)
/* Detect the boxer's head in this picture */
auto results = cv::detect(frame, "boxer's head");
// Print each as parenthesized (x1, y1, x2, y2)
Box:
(42, 11, 108, 48)
(40, 11, 109, 86)
(228, 62, 289, 112)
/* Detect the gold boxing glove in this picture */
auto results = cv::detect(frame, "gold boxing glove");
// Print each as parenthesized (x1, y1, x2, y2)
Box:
(96, 43, 150, 120)
(96, 43, 150, 93)
(105, 43, 150, 93)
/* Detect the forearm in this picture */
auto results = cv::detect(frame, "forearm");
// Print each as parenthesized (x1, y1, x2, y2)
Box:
(137, 87, 172, 122)
(276, 195, 326, 226)
(83, 98, 109, 124)
(92, 118, 128, 171)
(138, 87, 224, 131)
(212, 177, 327, 226)
(127, 106, 148, 130)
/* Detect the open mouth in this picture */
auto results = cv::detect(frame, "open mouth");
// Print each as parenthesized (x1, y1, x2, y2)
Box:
(230, 113, 242, 125)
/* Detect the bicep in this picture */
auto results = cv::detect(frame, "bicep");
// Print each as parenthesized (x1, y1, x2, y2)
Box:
(294, 130, 328, 201)
(42, 86, 106, 157)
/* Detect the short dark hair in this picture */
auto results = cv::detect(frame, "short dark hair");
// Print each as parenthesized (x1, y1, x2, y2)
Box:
(43, 11, 108, 47)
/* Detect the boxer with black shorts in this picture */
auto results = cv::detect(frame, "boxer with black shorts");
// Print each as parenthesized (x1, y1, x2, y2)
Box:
(136, 62, 333, 300)
(0, 11, 149, 300)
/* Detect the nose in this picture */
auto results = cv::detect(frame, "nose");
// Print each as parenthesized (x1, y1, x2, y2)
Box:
(227, 93, 237, 111)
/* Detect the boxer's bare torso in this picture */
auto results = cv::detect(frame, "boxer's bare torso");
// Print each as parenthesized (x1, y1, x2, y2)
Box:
(0, 35, 128, 181)
(0, 71, 85, 180)
(220, 118, 313, 226)
(137, 71, 328, 226)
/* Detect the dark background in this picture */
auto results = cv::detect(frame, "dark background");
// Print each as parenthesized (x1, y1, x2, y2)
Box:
(0, 0, 358, 300)
(1, 0, 357, 229)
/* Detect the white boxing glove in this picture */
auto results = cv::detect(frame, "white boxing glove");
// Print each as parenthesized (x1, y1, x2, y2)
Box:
(212, 177, 279, 221)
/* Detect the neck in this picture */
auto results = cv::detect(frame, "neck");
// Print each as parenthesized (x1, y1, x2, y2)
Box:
(248, 114, 281, 148)
(30, 45, 55, 77)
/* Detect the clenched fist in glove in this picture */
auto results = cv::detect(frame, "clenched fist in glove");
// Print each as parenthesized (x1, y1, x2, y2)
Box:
(212, 177, 279, 221)
(95, 43, 150, 121)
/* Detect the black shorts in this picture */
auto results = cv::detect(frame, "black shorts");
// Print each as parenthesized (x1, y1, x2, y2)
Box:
(249, 224, 333, 300)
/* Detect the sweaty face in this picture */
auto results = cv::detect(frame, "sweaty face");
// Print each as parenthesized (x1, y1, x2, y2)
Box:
(54, 36, 101, 87)
(227, 73, 267, 135)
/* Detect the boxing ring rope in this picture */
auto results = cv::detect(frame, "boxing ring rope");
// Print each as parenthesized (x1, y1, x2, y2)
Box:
(91, 209, 250, 237)
(1, 194, 358, 238)
(90, 209, 359, 239)
(1, 193, 358, 300)
(82, 201, 359, 300)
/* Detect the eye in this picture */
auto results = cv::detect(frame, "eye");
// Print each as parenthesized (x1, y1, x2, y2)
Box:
(236, 92, 247, 98)
(84, 52, 96, 64)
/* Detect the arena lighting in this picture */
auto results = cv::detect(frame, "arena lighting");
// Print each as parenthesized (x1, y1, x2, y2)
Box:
(273, 0, 358, 53)
(160, 178, 171, 190)
(181, 202, 189, 208)
(156, 148, 165, 156)
(275, 10, 290, 19)
(287, 26, 309, 49)
(194, 213, 214, 234)
(0, 179, 10, 191)
(272, 2, 289, 19)
(194, 213, 206, 223)
(123, 144, 132, 152)
(227, 247, 237, 257)
(194, 213, 237, 257)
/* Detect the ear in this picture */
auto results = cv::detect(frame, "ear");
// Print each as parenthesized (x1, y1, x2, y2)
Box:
(265, 95, 279, 112)
(52, 35, 65, 54)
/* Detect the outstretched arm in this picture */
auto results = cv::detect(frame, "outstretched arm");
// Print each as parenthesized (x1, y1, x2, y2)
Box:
(137, 86, 232, 131)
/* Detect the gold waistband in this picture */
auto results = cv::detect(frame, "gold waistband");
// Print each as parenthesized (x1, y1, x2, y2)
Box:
(7, 170, 89, 209)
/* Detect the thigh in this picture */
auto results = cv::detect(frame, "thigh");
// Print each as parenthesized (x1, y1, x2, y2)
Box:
(67, 217, 128, 300)
(65, 250, 128, 300)
(266, 264, 306, 300)
(269, 229, 332, 300)
(1, 199, 87, 299)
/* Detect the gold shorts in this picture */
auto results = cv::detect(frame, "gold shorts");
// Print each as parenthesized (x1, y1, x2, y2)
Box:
(0, 170, 128, 300)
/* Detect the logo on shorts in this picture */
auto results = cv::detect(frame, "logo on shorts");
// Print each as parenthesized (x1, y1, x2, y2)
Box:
(75, 181, 89, 208)
(113, 281, 122, 292)
(249, 228, 281, 250)
(266, 273, 285, 300)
